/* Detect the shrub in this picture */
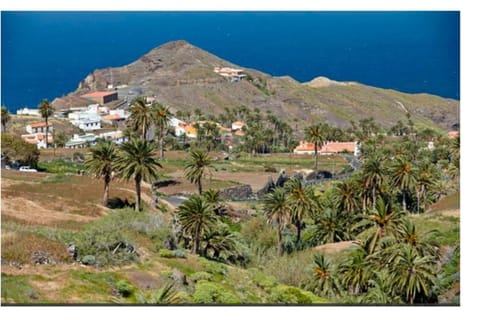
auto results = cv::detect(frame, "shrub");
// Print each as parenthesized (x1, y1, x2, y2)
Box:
(192, 281, 241, 304)
(190, 271, 213, 283)
(158, 249, 176, 258)
(198, 257, 228, 277)
(269, 284, 326, 304)
(81, 255, 96, 266)
(264, 164, 277, 173)
(249, 268, 277, 290)
(173, 249, 187, 259)
(116, 280, 134, 297)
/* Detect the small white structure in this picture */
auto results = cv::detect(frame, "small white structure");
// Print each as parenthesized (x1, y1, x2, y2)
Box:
(26, 122, 53, 134)
(65, 134, 97, 149)
(16, 108, 41, 116)
(68, 111, 102, 131)
(97, 130, 128, 145)
(231, 121, 246, 131)
(214, 67, 247, 82)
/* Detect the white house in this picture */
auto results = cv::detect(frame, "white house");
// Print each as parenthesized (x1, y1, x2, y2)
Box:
(231, 121, 246, 131)
(16, 108, 40, 116)
(26, 122, 53, 134)
(97, 130, 128, 145)
(21, 133, 54, 149)
(68, 111, 102, 131)
(65, 134, 97, 149)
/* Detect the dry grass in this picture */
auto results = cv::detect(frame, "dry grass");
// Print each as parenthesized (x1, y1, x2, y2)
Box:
(1, 230, 71, 264)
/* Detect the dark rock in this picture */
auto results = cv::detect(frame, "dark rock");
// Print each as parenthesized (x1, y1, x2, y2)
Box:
(220, 184, 253, 201)
(67, 243, 78, 261)
(163, 236, 177, 251)
(257, 175, 276, 197)
(275, 170, 289, 187)
(172, 268, 188, 285)
(31, 251, 55, 265)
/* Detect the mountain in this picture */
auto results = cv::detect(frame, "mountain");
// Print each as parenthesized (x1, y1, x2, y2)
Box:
(54, 40, 459, 131)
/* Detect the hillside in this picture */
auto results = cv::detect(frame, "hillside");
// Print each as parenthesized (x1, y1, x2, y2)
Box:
(54, 40, 459, 131)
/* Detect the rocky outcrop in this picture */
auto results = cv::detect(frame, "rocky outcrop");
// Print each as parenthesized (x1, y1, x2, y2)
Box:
(220, 184, 254, 201)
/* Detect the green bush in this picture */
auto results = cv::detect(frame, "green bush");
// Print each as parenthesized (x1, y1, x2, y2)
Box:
(269, 284, 327, 304)
(158, 249, 176, 258)
(249, 268, 277, 290)
(173, 249, 187, 259)
(198, 257, 228, 277)
(190, 271, 213, 283)
(116, 280, 134, 297)
(81, 255, 96, 266)
(192, 281, 241, 304)
(264, 164, 277, 173)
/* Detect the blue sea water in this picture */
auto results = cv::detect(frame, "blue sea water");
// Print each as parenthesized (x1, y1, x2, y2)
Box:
(1, 11, 459, 112)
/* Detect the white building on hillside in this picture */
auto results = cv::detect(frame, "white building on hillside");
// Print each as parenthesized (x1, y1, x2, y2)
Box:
(17, 108, 41, 116)
(68, 111, 102, 131)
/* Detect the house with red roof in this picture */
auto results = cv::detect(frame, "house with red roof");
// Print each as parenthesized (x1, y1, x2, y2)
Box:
(81, 91, 118, 105)
(21, 133, 54, 149)
(294, 141, 359, 156)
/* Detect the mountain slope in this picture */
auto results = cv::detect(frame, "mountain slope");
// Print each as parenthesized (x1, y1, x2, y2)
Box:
(57, 40, 459, 131)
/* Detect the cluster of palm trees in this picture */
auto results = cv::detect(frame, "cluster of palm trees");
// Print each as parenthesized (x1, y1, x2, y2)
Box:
(175, 189, 246, 263)
(85, 138, 162, 211)
(307, 198, 439, 304)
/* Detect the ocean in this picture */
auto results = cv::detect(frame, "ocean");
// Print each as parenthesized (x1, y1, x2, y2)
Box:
(1, 11, 460, 112)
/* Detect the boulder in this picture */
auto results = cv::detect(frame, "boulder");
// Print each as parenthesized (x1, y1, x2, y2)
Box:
(220, 184, 254, 201)
(257, 175, 276, 197)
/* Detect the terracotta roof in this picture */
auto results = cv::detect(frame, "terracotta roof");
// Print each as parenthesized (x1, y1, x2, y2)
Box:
(294, 141, 356, 153)
(28, 122, 52, 128)
(103, 114, 123, 120)
(81, 91, 117, 98)
(319, 142, 356, 154)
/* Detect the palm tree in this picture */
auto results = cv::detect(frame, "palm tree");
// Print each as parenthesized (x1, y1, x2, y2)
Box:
(284, 178, 317, 247)
(152, 102, 172, 160)
(184, 149, 213, 195)
(38, 99, 54, 148)
(305, 124, 327, 170)
(84, 141, 117, 207)
(262, 187, 291, 256)
(1, 106, 11, 133)
(332, 180, 359, 215)
(338, 245, 372, 295)
(390, 244, 437, 304)
(361, 154, 386, 209)
(114, 138, 162, 211)
(356, 197, 404, 254)
(416, 162, 437, 213)
(306, 208, 352, 245)
(134, 282, 183, 304)
(177, 194, 216, 255)
(128, 97, 152, 140)
(203, 222, 243, 262)
(311, 254, 342, 297)
(390, 157, 418, 212)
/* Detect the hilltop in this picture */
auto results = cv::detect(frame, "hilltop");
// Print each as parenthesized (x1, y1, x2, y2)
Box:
(54, 40, 459, 131)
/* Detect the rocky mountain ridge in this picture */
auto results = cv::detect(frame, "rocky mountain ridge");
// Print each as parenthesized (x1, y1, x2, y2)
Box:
(55, 40, 459, 131)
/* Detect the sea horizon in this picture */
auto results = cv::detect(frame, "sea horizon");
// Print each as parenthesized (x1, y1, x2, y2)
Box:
(1, 11, 460, 112)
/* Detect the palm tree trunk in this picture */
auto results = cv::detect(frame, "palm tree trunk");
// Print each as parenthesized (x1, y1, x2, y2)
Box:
(314, 142, 318, 170)
(402, 190, 407, 211)
(45, 117, 48, 149)
(103, 178, 110, 207)
(159, 125, 165, 160)
(372, 186, 376, 210)
(277, 224, 283, 257)
(193, 224, 201, 255)
(416, 189, 421, 215)
(198, 178, 203, 195)
(295, 219, 302, 248)
(135, 174, 142, 211)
